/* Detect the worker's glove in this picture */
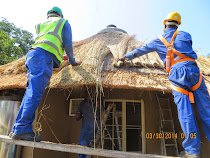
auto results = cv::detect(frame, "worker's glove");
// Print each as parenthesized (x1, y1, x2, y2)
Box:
(63, 55, 68, 60)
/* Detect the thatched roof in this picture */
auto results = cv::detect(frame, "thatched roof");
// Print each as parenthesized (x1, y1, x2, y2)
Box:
(0, 30, 210, 93)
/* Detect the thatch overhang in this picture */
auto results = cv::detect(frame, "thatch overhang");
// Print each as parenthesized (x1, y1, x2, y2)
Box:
(0, 30, 210, 93)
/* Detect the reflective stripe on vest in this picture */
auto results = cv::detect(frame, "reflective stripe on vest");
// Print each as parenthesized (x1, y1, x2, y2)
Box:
(33, 18, 66, 64)
(35, 32, 62, 44)
(158, 31, 201, 103)
(35, 40, 63, 59)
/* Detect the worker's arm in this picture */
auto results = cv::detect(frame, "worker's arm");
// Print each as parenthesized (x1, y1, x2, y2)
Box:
(125, 40, 156, 60)
(118, 39, 156, 61)
(62, 21, 82, 66)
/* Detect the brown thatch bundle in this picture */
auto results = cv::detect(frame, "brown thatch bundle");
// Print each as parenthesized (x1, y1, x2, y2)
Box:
(0, 57, 26, 75)
(0, 30, 210, 93)
(196, 56, 210, 75)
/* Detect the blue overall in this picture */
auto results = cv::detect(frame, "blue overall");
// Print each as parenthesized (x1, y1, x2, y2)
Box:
(12, 50, 53, 133)
(125, 28, 210, 154)
(77, 99, 100, 158)
(12, 20, 76, 134)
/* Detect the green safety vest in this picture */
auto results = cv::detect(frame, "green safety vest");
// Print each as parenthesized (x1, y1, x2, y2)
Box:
(32, 17, 66, 64)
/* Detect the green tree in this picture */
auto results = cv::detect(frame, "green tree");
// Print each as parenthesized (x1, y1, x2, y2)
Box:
(0, 30, 22, 64)
(0, 18, 34, 65)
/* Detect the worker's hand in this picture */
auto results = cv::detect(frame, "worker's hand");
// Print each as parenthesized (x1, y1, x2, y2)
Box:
(117, 57, 125, 62)
(75, 112, 82, 120)
(75, 112, 81, 118)
(63, 55, 82, 66)
(72, 61, 82, 66)
(63, 55, 68, 60)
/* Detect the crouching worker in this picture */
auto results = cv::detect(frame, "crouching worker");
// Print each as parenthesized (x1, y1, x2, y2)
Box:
(9, 6, 82, 142)
(118, 12, 210, 158)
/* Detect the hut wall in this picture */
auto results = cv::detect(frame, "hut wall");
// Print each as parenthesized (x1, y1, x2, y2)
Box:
(22, 88, 83, 158)
(21, 88, 162, 158)
(20, 87, 210, 158)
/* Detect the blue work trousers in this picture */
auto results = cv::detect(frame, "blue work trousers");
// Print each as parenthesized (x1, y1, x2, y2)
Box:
(169, 63, 210, 154)
(78, 128, 95, 158)
(12, 50, 53, 134)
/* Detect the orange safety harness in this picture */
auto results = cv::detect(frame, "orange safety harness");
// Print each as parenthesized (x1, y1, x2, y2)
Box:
(158, 31, 202, 103)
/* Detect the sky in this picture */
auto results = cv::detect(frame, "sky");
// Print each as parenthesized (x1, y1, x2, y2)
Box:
(0, 0, 210, 56)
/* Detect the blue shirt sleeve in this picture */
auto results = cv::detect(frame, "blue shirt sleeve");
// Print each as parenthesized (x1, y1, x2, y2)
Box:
(125, 39, 157, 60)
(62, 20, 76, 65)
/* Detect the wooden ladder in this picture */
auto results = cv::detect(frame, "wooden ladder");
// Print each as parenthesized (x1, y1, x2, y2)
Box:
(156, 93, 179, 156)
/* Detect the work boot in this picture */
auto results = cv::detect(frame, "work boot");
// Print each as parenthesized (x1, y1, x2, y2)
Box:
(10, 132, 42, 142)
(180, 151, 200, 158)
(9, 131, 14, 137)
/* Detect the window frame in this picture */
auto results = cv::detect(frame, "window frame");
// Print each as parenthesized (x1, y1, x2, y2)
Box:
(103, 99, 146, 153)
(69, 98, 85, 116)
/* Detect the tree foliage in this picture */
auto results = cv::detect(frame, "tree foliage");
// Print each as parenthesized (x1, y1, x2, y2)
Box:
(0, 18, 34, 65)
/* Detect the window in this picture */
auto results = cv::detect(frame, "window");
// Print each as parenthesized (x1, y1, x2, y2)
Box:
(126, 102, 142, 152)
(103, 100, 145, 153)
(69, 98, 84, 116)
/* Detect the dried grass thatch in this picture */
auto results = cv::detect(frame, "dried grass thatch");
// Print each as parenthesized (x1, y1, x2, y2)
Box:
(0, 30, 210, 93)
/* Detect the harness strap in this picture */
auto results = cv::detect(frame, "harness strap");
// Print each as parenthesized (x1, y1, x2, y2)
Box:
(158, 30, 179, 47)
(170, 30, 179, 45)
(158, 35, 171, 47)
(173, 49, 196, 61)
(171, 73, 202, 103)
(191, 73, 203, 91)
(158, 31, 196, 74)
(159, 31, 202, 103)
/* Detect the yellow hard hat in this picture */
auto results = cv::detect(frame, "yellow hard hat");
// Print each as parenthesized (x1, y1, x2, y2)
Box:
(163, 12, 181, 25)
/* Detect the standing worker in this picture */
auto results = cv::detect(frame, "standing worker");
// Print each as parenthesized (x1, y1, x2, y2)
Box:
(75, 96, 101, 158)
(118, 12, 210, 158)
(9, 6, 82, 142)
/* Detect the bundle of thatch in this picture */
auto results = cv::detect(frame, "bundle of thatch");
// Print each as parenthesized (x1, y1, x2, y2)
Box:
(0, 29, 210, 93)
